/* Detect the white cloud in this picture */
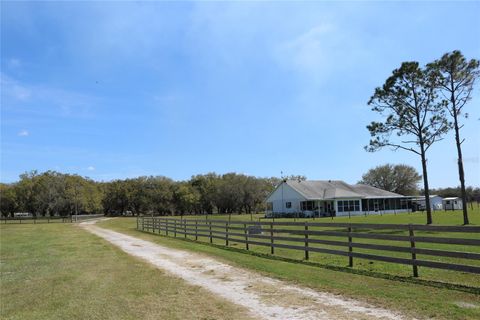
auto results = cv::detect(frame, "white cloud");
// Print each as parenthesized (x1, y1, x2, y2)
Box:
(87, 166, 95, 171)
(18, 129, 29, 137)
(280, 24, 335, 71)
(275, 23, 369, 85)
(1, 74, 31, 101)
(1, 73, 98, 118)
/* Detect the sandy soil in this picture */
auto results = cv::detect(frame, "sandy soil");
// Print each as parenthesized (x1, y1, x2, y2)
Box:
(81, 220, 410, 320)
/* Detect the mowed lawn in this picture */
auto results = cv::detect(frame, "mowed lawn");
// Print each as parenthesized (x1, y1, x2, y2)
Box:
(98, 210, 480, 320)
(144, 209, 480, 286)
(181, 205, 480, 224)
(0, 223, 252, 320)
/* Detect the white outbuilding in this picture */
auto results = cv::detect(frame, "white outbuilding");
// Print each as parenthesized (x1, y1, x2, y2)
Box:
(412, 195, 444, 211)
(442, 197, 463, 211)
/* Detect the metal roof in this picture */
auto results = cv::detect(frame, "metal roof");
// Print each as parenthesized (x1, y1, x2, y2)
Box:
(284, 180, 404, 200)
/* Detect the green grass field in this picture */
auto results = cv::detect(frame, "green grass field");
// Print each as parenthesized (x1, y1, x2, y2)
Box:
(0, 223, 252, 320)
(97, 211, 480, 320)
(1, 210, 479, 320)
(181, 205, 480, 225)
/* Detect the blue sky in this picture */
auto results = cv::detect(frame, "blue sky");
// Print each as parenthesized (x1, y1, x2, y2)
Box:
(1, 1, 479, 187)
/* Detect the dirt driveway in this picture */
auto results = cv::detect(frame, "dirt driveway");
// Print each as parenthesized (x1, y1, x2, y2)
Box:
(81, 220, 408, 320)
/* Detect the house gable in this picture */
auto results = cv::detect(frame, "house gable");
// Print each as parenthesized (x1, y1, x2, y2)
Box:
(266, 182, 307, 202)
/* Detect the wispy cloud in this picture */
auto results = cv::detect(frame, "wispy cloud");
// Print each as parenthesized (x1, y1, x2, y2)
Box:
(18, 129, 29, 137)
(87, 166, 95, 171)
(1, 74, 31, 101)
(276, 23, 369, 85)
(1, 73, 98, 119)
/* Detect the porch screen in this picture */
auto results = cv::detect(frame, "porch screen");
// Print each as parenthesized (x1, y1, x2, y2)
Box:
(300, 201, 315, 211)
(337, 200, 360, 212)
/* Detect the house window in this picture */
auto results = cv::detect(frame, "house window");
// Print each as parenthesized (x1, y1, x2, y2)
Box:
(286, 202, 292, 209)
(266, 202, 273, 211)
(301, 201, 315, 211)
(337, 200, 360, 212)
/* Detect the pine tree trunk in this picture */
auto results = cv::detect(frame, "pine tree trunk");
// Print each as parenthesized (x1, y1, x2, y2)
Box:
(452, 104, 469, 224)
(420, 146, 433, 224)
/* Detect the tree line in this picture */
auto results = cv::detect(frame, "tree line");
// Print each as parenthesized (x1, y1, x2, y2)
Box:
(0, 171, 283, 217)
(359, 163, 480, 202)
(366, 50, 479, 224)
(1, 167, 478, 218)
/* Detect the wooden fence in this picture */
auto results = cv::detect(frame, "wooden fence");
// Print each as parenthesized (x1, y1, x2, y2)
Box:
(1, 216, 71, 224)
(137, 216, 480, 277)
(1, 214, 105, 224)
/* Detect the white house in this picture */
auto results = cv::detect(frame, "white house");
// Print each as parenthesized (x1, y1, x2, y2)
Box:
(442, 197, 463, 210)
(412, 195, 444, 211)
(265, 180, 411, 217)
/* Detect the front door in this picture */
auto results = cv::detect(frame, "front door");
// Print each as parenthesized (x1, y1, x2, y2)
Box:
(326, 201, 334, 216)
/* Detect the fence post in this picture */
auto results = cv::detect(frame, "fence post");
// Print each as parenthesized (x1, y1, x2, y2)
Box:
(225, 222, 229, 246)
(270, 222, 274, 255)
(244, 223, 249, 250)
(209, 220, 213, 243)
(166, 219, 169, 236)
(174, 219, 177, 237)
(152, 217, 155, 233)
(184, 219, 187, 238)
(136, 216, 139, 230)
(409, 224, 419, 277)
(348, 226, 353, 267)
(195, 220, 198, 240)
(304, 222, 309, 260)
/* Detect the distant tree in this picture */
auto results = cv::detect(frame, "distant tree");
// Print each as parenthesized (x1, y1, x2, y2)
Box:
(190, 173, 219, 214)
(366, 62, 449, 224)
(264, 177, 282, 189)
(0, 184, 17, 217)
(147, 176, 175, 215)
(214, 173, 243, 214)
(427, 51, 480, 225)
(15, 171, 39, 215)
(173, 182, 200, 214)
(359, 164, 421, 195)
(102, 180, 130, 215)
(285, 175, 307, 182)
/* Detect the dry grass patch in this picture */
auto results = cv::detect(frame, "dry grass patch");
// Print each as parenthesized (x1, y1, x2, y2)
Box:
(0, 223, 252, 320)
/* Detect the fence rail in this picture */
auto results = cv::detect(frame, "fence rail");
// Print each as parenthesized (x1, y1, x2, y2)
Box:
(1, 216, 71, 224)
(137, 216, 480, 277)
(1, 214, 105, 224)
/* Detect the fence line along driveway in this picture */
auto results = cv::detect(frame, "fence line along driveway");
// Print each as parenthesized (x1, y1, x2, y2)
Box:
(138, 217, 480, 278)
(81, 219, 406, 320)
(1, 214, 105, 224)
